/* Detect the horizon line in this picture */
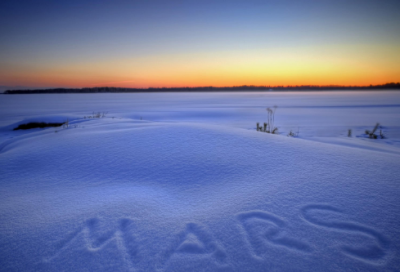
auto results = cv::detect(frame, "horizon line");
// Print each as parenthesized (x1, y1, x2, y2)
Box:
(3, 82, 400, 91)
(3, 82, 400, 94)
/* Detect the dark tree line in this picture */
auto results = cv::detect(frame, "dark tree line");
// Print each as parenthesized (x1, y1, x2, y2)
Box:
(4, 83, 400, 94)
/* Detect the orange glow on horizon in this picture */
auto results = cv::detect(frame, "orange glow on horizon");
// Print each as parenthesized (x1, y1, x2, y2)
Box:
(1, 44, 399, 89)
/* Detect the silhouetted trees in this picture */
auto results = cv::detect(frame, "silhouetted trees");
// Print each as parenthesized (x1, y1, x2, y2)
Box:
(4, 83, 400, 94)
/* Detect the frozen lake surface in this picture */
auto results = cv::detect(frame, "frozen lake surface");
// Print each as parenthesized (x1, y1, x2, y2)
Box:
(0, 91, 399, 271)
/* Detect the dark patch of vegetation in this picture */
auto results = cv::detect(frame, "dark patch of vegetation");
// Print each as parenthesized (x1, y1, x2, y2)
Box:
(13, 122, 64, 130)
(365, 123, 385, 139)
(287, 130, 299, 137)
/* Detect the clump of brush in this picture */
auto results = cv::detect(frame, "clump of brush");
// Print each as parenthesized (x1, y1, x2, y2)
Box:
(256, 106, 278, 134)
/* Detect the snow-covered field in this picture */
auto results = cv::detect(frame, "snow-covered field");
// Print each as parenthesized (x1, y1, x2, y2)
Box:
(0, 91, 399, 271)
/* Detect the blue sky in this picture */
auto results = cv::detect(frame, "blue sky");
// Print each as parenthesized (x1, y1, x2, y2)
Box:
(1, 0, 399, 90)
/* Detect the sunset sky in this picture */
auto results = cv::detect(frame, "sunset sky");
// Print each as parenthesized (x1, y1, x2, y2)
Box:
(1, 0, 400, 91)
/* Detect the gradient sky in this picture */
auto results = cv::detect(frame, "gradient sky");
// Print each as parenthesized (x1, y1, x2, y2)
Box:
(1, 0, 400, 90)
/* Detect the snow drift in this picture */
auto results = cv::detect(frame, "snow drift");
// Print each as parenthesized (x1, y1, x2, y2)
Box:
(0, 92, 399, 271)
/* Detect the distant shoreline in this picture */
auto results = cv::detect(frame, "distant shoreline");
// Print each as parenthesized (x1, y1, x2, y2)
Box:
(3, 83, 400, 94)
